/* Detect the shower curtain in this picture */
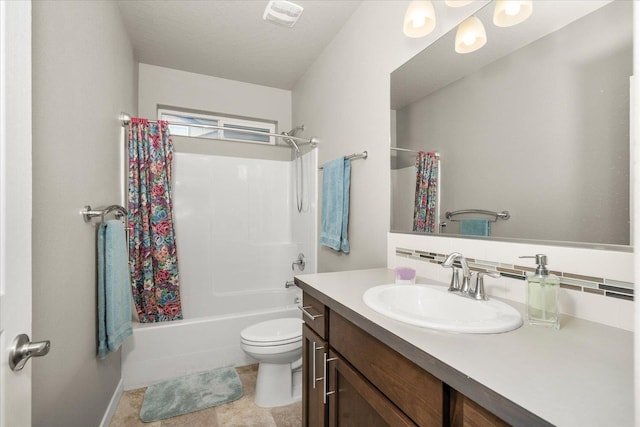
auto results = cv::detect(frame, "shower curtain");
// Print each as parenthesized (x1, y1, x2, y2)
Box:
(128, 118, 183, 322)
(413, 151, 438, 233)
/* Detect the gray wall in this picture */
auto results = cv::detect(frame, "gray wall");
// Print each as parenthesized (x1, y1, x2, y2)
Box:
(396, 1, 631, 245)
(292, 1, 489, 272)
(32, 1, 136, 426)
(138, 64, 294, 160)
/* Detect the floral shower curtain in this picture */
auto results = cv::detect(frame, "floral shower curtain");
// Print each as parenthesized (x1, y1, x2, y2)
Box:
(413, 151, 438, 233)
(128, 118, 183, 322)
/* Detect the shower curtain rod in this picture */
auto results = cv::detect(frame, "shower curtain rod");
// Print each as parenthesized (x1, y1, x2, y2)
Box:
(119, 113, 319, 146)
(390, 147, 440, 159)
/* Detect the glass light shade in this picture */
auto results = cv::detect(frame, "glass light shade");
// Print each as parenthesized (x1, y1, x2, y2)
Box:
(444, 1, 473, 7)
(493, 0, 533, 27)
(403, 1, 436, 38)
(455, 16, 486, 54)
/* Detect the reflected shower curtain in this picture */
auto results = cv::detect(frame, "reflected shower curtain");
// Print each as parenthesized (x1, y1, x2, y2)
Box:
(413, 151, 438, 233)
(128, 118, 183, 322)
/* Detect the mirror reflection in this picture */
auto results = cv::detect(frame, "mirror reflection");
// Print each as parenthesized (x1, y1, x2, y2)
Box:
(390, 0, 632, 247)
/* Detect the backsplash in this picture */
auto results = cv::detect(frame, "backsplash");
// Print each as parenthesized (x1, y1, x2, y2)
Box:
(396, 248, 634, 301)
(387, 232, 634, 331)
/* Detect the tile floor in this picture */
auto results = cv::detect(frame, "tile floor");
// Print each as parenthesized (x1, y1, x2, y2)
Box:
(109, 365, 302, 427)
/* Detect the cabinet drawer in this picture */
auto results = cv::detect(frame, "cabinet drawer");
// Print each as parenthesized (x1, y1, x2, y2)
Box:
(301, 292, 327, 338)
(330, 312, 443, 427)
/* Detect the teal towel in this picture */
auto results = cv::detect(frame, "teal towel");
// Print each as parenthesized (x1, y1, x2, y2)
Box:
(319, 157, 351, 253)
(98, 220, 133, 358)
(459, 219, 491, 236)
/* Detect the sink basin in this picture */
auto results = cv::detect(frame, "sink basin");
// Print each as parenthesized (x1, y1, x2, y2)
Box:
(363, 284, 522, 334)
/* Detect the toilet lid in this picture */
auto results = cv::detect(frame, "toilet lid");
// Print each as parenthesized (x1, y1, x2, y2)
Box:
(240, 318, 303, 344)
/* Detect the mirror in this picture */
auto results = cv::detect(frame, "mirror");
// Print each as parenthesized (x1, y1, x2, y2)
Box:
(390, 0, 632, 248)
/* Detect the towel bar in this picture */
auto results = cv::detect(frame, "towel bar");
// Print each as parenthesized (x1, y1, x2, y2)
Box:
(445, 209, 510, 223)
(81, 205, 127, 223)
(319, 151, 367, 170)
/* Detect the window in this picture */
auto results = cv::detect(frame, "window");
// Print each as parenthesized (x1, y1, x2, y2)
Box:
(158, 108, 277, 145)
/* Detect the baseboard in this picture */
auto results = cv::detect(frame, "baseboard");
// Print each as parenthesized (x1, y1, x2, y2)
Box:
(100, 377, 124, 427)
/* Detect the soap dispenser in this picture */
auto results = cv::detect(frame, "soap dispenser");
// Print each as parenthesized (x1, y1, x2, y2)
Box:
(519, 254, 560, 330)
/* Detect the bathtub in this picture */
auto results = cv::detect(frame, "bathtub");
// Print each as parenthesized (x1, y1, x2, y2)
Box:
(121, 288, 302, 390)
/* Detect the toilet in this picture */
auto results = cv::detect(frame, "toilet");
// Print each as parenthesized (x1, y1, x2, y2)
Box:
(240, 317, 304, 408)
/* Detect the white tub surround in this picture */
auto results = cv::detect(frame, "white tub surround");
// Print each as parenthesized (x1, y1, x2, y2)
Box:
(296, 268, 633, 427)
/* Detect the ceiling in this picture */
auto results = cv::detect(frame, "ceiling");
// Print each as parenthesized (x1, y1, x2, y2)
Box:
(117, 0, 362, 90)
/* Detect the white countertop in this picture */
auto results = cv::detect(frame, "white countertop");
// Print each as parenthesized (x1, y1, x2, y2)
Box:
(296, 268, 634, 427)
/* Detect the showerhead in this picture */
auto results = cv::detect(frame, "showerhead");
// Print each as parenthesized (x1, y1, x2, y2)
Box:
(281, 132, 300, 154)
(282, 125, 305, 154)
(287, 125, 305, 137)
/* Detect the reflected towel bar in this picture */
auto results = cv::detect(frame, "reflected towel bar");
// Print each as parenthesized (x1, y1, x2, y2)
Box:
(445, 209, 510, 223)
(81, 205, 127, 223)
(319, 151, 368, 170)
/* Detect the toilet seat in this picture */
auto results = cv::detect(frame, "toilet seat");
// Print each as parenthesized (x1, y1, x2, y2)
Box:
(240, 318, 302, 346)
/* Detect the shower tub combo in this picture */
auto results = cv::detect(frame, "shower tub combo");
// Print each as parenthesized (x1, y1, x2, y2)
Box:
(122, 150, 316, 390)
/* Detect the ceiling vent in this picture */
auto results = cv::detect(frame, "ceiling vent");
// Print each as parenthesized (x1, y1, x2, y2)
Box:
(263, 0, 304, 28)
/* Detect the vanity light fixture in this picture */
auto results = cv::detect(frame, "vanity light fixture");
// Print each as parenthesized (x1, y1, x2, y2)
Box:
(455, 15, 487, 54)
(262, 0, 304, 28)
(444, 1, 473, 7)
(403, 1, 437, 38)
(493, 0, 533, 27)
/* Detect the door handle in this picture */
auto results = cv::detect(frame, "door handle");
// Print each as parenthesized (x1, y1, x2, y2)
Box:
(9, 334, 51, 372)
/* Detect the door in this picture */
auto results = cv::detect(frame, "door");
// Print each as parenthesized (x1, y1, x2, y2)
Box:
(302, 324, 327, 427)
(0, 1, 33, 425)
(328, 351, 416, 427)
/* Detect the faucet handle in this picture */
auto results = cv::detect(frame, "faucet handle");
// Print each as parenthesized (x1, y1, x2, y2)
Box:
(447, 268, 460, 292)
(472, 271, 501, 300)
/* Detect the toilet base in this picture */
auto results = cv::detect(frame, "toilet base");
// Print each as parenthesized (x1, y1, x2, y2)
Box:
(253, 362, 302, 408)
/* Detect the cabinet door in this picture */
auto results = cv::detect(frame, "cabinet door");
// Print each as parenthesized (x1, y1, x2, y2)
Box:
(303, 324, 327, 427)
(450, 391, 511, 427)
(328, 350, 417, 427)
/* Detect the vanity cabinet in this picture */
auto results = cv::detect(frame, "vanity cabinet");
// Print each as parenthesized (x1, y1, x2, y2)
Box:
(301, 290, 511, 427)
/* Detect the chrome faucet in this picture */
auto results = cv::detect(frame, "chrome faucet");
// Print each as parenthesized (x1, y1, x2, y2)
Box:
(442, 252, 501, 300)
(442, 252, 472, 293)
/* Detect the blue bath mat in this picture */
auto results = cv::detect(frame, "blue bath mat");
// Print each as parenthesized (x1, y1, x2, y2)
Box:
(140, 367, 243, 422)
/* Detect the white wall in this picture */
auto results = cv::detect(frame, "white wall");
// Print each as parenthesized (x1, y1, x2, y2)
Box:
(293, 1, 489, 272)
(31, 1, 137, 426)
(138, 63, 292, 137)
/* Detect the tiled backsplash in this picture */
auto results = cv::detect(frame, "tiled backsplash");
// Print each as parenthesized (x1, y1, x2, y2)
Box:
(396, 247, 634, 301)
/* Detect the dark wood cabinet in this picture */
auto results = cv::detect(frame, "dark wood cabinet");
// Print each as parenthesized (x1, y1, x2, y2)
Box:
(450, 391, 510, 427)
(303, 324, 327, 427)
(328, 350, 417, 427)
(301, 291, 511, 427)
